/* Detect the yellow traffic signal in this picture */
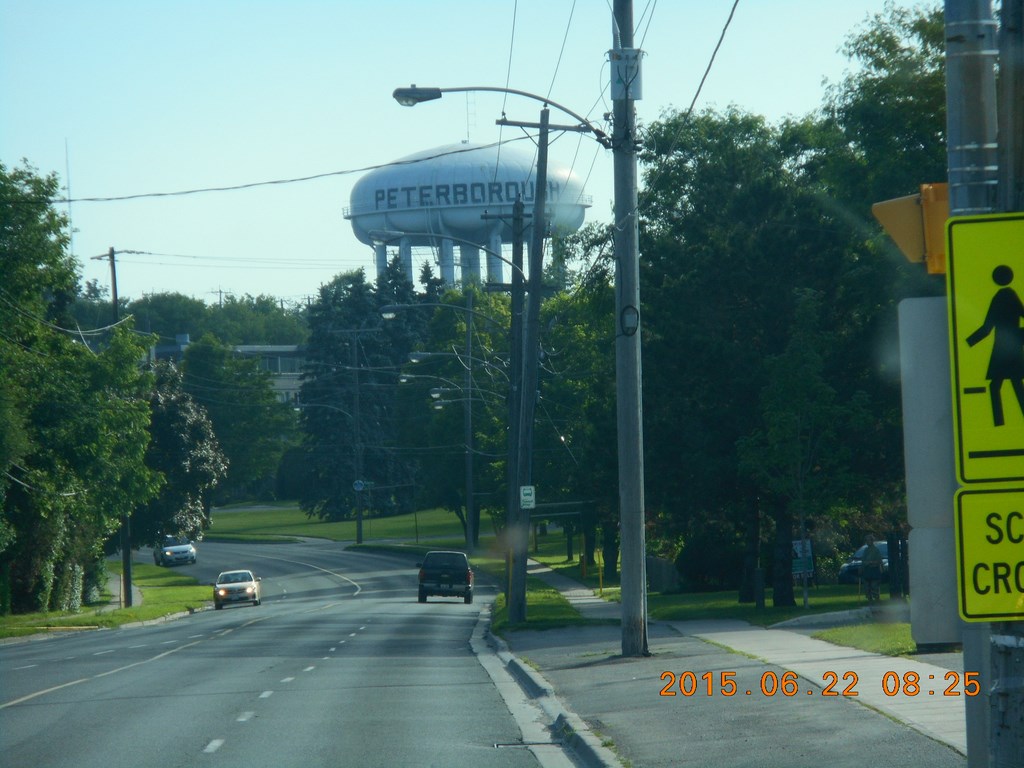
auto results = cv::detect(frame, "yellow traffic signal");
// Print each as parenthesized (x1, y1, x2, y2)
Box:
(872, 182, 949, 274)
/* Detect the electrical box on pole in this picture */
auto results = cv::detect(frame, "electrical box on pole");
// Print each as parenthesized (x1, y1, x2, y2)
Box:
(609, 48, 643, 100)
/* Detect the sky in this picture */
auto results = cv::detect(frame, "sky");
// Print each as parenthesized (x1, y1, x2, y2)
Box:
(1, 0, 904, 307)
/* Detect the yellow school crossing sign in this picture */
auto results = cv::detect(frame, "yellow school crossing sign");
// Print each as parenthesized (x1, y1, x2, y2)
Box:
(954, 488, 1024, 621)
(946, 213, 1024, 484)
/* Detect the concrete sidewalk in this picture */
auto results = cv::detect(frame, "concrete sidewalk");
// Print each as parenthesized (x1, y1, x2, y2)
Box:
(498, 560, 968, 766)
(103, 571, 143, 612)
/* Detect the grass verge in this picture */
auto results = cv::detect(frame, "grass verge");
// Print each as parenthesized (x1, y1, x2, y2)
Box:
(0, 563, 210, 640)
(490, 576, 617, 636)
(811, 622, 917, 656)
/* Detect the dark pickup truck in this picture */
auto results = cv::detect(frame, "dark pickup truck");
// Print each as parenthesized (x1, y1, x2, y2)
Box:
(417, 550, 474, 604)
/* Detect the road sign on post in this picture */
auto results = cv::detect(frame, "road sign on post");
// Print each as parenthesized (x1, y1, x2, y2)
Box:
(954, 487, 1024, 621)
(519, 485, 535, 510)
(946, 213, 1024, 484)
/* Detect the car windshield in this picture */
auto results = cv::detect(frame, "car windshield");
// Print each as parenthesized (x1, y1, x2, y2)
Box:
(218, 572, 252, 584)
(163, 536, 189, 546)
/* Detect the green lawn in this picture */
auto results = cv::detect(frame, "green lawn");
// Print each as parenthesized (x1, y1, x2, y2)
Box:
(812, 622, 917, 656)
(0, 563, 211, 639)
(205, 503, 467, 543)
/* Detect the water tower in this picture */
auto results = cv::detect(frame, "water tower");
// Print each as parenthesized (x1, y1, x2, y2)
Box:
(345, 142, 591, 285)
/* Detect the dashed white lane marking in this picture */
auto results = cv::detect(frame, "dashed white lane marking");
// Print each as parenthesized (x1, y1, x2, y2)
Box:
(160, 640, 178, 645)
(303, 666, 315, 672)
(280, 677, 294, 683)
(348, 633, 356, 637)
(203, 739, 225, 753)
(93, 650, 114, 656)
(14, 665, 37, 670)
(329, 647, 336, 652)
(237, 712, 255, 722)
(259, 690, 273, 699)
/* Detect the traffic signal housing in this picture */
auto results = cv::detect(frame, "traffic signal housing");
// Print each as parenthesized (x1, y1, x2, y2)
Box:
(872, 182, 949, 274)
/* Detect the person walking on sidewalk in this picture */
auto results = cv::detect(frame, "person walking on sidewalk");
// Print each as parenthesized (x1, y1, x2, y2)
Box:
(861, 536, 883, 603)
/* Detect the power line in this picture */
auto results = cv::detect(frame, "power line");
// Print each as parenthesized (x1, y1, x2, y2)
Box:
(20, 138, 529, 206)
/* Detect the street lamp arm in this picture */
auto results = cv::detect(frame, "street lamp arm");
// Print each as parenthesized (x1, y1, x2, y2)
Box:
(296, 401, 353, 418)
(408, 350, 510, 381)
(380, 301, 506, 330)
(392, 85, 611, 149)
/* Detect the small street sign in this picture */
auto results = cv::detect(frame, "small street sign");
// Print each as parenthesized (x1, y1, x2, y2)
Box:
(519, 485, 536, 510)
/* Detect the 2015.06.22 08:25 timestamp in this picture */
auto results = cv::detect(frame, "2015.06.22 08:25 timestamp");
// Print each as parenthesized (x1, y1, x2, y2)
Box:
(659, 670, 982, 697)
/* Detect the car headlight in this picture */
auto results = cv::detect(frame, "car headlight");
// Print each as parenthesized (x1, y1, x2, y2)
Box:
(163, 550, 173, 556)
(217, 588, 227, 596)
(245, 586, 254, 594)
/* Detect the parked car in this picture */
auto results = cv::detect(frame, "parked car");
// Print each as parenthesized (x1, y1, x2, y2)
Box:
(417, 550, 473, 604)
(213, 570, 262, 609)
(838, 541, 889, 584)
(153, 535, 197, 566)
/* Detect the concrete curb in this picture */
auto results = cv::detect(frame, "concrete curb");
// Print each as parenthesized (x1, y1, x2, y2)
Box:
(483, 622, 623, 768)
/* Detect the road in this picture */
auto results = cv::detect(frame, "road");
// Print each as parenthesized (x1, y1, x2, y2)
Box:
(0, 540, 555, 768)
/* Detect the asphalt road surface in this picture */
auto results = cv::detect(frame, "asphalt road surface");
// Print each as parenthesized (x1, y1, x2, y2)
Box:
(0, 540, 550, 768)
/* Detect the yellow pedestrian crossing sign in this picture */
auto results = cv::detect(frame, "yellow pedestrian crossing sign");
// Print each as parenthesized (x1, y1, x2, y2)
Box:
(946, 213, 1024, 484)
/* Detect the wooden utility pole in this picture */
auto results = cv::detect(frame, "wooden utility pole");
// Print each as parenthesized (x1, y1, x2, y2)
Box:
(92, 247, 132, 607)
(612, 0, 649, 657)
(508, 109, 550, 624)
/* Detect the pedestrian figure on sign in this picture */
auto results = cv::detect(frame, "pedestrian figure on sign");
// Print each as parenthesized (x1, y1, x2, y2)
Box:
(966, 264, 1024, 426)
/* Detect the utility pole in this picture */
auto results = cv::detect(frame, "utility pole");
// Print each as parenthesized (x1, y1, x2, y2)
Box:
(992, 2, 1024, 764)
(612, 0, 649, 657)
(330, 328, 378, 544)
(352, 336, 363, 545)
(509, 109, 550, 625)
(464, 289, 476, 549)
(943, 2, 1024, 765)
(487, 199, 525, 606)
(92, 247, 132, 608)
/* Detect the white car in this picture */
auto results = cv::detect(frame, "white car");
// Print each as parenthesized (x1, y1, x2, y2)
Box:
(214, 570, 262, 609)
(153, 535, 197, 566)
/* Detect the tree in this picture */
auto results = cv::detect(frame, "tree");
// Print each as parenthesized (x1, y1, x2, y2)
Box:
(1, 162, 159, 613)
(182, 334, 291, 503)
(132, 361, 228, 545)
(628, 3, 947, 597)
(75, 291, 309, 346)
(399, 285, 512, 546)
(810, 1, 946, 215)
(530, 242, 621, 574)
(737, 290, 869, 606)
(299, 268, 422, 522)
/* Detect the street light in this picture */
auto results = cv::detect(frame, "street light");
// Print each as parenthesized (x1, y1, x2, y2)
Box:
(380, 300, 508, 330)
(393, 86, 612, 149)
(393, 83, 611, 625)
(295, 401, 353, 418)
